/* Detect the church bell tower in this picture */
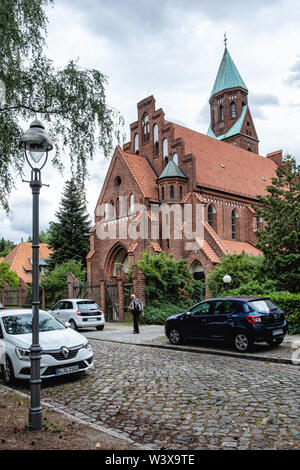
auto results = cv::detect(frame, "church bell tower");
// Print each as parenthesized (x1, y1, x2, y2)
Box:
(207, 37, 259, 154)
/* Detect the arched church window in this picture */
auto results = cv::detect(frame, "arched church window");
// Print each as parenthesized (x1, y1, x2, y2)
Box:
(163, 138, 168, 158)
(142, 113, 150, 143)
(153, 124, 159, 155)
(232, 209, 239, 240)
(219, 105, 224, 122)
(208, 204, 216, 228)
(130, 193, 135, 214)
(134, 133, 139, 154)
(164, 156, 168, 167)
(172, 153, 178, 165)
(170, 185, 174, 199)
(161, 187, 164, 201)
(231, 102, 236, 118)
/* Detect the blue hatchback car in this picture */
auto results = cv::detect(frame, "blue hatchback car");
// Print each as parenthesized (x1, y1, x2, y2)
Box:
(165, 296, 288, 352)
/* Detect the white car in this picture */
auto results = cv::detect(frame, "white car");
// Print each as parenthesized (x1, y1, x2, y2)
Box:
(0, 309, 94, 385)
(48, 299, 105, 331)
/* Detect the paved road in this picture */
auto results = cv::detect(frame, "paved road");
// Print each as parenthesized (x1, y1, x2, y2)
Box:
(18, 328, 300, 450)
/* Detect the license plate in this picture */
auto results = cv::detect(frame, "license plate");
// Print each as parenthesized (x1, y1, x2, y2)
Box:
(55, 365, 80, 376)
(272, 329, 283, 336)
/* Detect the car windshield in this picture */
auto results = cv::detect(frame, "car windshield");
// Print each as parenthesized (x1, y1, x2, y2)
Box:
(2, 313, 66, 335)
(76, 301, 100, 312)
(248, 299, 279, 313)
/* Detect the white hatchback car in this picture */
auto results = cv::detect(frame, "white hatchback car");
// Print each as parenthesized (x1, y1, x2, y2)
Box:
(49, 299, 105, 331)
(0, 309, 94, 385)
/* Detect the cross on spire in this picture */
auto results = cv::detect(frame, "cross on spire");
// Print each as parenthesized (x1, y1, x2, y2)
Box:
(224, 32, 228, 48)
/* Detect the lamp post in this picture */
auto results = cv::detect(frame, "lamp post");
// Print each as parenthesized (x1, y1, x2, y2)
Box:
(21, 120, 53, 430)
(223, 275, 232, 294)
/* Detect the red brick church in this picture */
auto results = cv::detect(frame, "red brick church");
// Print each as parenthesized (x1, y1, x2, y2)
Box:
(87, 44, 283, 315)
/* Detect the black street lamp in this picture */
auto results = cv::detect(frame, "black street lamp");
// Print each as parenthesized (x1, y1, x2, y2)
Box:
(21, 120, 53, 430)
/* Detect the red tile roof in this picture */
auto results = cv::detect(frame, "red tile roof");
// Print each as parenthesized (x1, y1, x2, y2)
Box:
(172, 123, 277, 200)
(118, 147, 159, 202)
(4, 242, 53, 284)
(221, 240, 262, 256)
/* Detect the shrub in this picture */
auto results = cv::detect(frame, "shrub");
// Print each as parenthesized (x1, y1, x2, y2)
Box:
(141, 300, 194, 325)
(207, 253, 267, 296)
(269, 293, 300, 335)
(0, 261, 19, 287)
(228, 279, 279, 296)
(137, 250, 192, 304)
(40, 260, 86, 305)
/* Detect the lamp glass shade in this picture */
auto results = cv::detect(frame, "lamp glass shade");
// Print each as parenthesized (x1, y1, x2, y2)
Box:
(223, 275, 232, 284)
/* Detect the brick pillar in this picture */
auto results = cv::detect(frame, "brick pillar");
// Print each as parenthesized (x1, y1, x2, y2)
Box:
(131, 265, 146, 306)
(67, 272, 80, 298)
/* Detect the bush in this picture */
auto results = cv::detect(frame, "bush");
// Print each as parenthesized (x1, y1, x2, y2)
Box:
(228, 279, 279, 296)
(40, 260, 86, 305)
(207, 253, 267, 296)
(0, 261, 19, 287)
(137, 250, 192, 304)
(141, 300, 194, 325)
(269, 293, 300, 335)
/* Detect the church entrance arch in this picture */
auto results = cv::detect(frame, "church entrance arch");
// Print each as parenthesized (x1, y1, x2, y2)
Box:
(190, 260, 205, 281)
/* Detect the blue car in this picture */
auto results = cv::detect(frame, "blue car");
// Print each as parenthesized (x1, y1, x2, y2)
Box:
(165, 296, 288, 352)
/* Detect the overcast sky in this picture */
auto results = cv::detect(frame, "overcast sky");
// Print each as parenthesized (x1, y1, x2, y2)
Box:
(1, 0, 300, 243)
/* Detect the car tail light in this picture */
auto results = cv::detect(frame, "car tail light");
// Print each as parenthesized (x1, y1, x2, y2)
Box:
(76, 310, 81, 316)
(246, 315, 262, 325)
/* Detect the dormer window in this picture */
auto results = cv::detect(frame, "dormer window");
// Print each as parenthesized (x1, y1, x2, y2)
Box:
(231, 102, 236, 118)
(142, 113, 150, 143)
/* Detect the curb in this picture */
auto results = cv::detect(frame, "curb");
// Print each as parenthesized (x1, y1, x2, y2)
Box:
(86, 336, 299, 366)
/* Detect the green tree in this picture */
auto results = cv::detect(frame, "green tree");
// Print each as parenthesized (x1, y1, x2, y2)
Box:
(0, 237, 15, 257)
(47, 178, 91, 268)
(136, 250, 192, 305)
(207, 252, 266, 296)
(40, 259, 86, 305)
(26, 230, 50, 244)
(0, 0, 123, 211)
(254, 155, 300, 293)
(0, 260, 19, 287)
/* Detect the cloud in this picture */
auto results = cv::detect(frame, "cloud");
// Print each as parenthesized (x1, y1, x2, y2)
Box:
(248, 93, 279, 119)
(283, 58, 300, 87)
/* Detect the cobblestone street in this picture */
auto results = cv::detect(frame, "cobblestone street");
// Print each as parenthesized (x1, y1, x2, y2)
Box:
(22, 333, 300, 450)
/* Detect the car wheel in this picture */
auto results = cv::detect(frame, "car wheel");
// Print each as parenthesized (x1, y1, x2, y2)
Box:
(96, 325, 104, 331)
(69, 320, 78, 330)
(168, 328, 183, 345)
(1, 355, 15, 385)
(232, 332, 253, 352)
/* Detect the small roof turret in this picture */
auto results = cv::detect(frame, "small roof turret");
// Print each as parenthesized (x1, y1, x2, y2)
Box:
(157, 159, 188, 181)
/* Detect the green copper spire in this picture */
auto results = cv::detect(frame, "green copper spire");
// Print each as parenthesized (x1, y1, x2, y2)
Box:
(210, 45, 248, 100)
(157, 159, 188, 181)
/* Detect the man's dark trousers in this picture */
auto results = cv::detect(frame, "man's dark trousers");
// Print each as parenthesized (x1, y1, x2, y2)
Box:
(132, 310, 140, 333)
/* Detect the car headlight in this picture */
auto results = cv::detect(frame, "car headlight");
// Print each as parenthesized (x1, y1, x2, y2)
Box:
(82, 342, 92, 351)
(15, 347, 31, 361)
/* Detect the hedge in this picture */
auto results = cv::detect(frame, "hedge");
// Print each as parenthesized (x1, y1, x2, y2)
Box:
(269, 293, 300, 335)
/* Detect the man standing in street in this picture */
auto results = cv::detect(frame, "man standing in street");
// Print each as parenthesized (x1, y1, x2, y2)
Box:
(129, 294, 144, 334)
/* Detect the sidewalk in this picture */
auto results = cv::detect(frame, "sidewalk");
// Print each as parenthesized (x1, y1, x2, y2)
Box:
(83, 323, 300, 366)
